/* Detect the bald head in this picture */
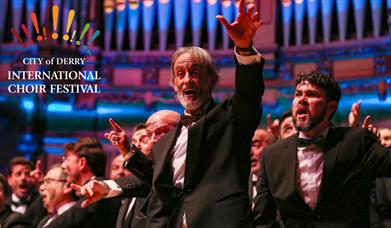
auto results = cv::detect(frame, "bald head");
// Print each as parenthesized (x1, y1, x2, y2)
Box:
(145, 110, 181, 154)
(146, 110, 180, 127)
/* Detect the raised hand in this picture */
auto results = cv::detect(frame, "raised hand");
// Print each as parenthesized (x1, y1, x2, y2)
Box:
(29, 160, 43, 186)
(267, 114, 280, 138)
(216, 0, 263, 48)
(104, 118, 130, 156)
(71, 180, 107, 208)
(362, 115, 381, 140)
(348, 100, 361, 127)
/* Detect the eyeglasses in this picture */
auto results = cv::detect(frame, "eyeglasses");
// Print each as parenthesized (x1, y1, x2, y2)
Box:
(62, 156, 78, 164)
(42, 177, 67, 186)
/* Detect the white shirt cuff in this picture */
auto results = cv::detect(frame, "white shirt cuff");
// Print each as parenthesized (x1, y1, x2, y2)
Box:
(234, 46, 262, 65)
(103, 180, 123, 198)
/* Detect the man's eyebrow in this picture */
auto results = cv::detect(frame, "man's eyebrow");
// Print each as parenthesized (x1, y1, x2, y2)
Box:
(146, 122, 156, 127)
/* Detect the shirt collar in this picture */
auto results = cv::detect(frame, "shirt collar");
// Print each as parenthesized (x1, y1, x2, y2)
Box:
(11, 193, 30, 204)
(299, 127, 329, 140)
(57, 201, 77, 215)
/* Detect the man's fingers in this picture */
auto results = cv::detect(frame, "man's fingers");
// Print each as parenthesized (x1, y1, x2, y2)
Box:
(71, 184, 82, 193)
(109, 118, 123, 132)
(216, 15, 231, 30)
(267, 114, 272, 126)
(362, 115, 371, 128)
(35, 160, 41, 171)
(81, 199, 92, 208)
(252, 12, 260, 21)
(247, 5, 254, 16)
(238, 0, 245, 13)
(86, 187, 94, 197)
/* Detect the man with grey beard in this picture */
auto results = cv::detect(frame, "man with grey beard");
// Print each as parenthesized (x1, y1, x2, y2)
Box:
(76, 0, 265, 226)
(254, 71, 391, 228)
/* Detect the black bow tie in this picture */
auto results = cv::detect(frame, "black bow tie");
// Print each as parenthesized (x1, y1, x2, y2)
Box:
(180, 113, 203, 127)
(297, 135, 326, 148)
(11, 200, 27, 207)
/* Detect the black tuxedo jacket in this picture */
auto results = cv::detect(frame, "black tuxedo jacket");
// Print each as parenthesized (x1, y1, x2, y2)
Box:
(0, 207, 33, 228)
(42, 196, 121, 228)
(137, 60, 265, 228)
(43, 176, 121, 228)
(6, 192, 47, 227)
(369, 177, 391, 227)
(116, 197, 146, 228)
(113, 175, 151, 228)
(254, 127, 391, 228)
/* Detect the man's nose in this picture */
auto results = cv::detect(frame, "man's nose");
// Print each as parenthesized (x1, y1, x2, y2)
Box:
(183, 72, 192, 84)
(21, 173, 29, 179)
(298, 94, 306, 101)
(39, 184, 45, 194)
(298, 95, 308, 105)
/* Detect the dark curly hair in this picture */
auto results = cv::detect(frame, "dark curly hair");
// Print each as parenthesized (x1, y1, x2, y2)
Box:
(295, 71, 341, 104)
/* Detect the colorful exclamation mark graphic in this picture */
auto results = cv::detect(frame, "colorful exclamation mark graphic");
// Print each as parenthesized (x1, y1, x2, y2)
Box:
(76, 23, 90, 45)
(84, 30, 100, 48)
(43, 27, 47, 39)
(63, 9, 75, 41)
(10, 28, 26, 48)
(70, 30, 76, 42)
(52, 5, 59, 39)
(21, 24, 33, 44)
(31, 12, 43, 41)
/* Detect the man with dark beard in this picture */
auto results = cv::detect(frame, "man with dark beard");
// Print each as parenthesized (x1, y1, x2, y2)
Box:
(254, 71, 391, 227)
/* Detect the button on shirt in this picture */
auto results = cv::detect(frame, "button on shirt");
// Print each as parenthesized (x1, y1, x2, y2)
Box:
(296, 129, 328, 209)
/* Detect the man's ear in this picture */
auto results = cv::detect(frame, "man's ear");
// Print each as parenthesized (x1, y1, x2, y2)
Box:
(327, 101, 338, 116)
(7, 176, 12, 186)
(79, 157, 87, 172)
(63, 185, 73, 194)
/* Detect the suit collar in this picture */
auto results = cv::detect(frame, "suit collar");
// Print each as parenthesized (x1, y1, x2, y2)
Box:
(153, 126, 182, 184)
(153, 100, 217, 190)
(283, 134, 299, 196)
(282, 128, 342, 210)
(317, 127, 341, 205)
(184, 116, 206, 190)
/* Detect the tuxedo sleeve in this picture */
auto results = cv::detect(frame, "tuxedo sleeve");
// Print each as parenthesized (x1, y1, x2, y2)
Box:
(123, 150, 153, 187)
(362, 129, 391, 177)
(253, 152, 278, 228)
(114, 175, 150, 198)
(145, 189, 170, 228)
(4, 212, 33, 228)
(232, 58, 265, 134)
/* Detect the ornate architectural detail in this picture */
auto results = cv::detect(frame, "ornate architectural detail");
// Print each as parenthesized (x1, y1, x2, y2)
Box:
(278, 60, 293, 80)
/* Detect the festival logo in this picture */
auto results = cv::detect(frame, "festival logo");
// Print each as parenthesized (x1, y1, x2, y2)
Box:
(10, 5, 100, 50)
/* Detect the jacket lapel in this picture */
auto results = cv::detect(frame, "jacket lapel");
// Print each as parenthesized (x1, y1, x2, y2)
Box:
(284, 134, 313, 209)
(284, 135, 299, 196)
(317, 127, 340, 204)
(183, 100, 217, 190)
(183, 113, 206, 190)
(153, 125, 181, 183)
